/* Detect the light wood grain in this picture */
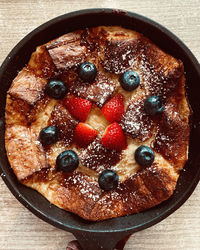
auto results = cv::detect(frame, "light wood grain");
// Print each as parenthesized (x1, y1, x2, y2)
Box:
(0, 0, 199, 249)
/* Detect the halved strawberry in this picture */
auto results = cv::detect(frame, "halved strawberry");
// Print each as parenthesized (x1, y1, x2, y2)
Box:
(101, 122, 127, 151)
(64, 97, 92, 121)
(101, 94, 124, 122)
(74, 122, 98, 147)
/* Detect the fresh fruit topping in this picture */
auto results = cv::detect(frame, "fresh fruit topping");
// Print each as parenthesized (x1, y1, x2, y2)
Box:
(120, 71, 140, 91)
(98, 169, 119, 191)
(64, 97, 92, 121)
(144, 95, 164, 115)
(56, 150, 79, 172)
(74, 123, 98, 147)
(78, 62, 97, 82)
(134, 146, 155, 167)
(101, 122, 126, 151)
(39, 126, 59, 145)
(45, 79, 67, 99)
(101, 94, 124, 122)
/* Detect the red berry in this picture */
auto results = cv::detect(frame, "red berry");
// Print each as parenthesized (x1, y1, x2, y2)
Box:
(74, 123, 98, 147)
(101, 122, 127, 151)
(64, 97, 92, 121)
(101, 94, 124, 122)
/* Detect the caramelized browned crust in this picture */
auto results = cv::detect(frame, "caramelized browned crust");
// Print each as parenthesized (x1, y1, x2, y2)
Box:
(49, 104, 78, 145)
(5, 26, 190, 221)
(46, 32, 86, 71)
(8, 68, 47, 105)
(5, 124, 47, 180)
(154, 101, 190, 171)
(62, 72, 115, 107)
(80, 138, 121, 173)
(120, 98, 154, 141)
(22, 160, 178, 221)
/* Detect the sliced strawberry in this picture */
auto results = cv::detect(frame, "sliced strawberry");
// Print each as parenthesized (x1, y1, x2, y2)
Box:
(101, 122, 127, 151)
(74, 122, 98, 147)
(101, 94, 124, 122)
(64, 97, 92, 121)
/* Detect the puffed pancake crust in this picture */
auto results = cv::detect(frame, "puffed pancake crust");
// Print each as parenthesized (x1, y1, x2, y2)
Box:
(5, 26, 190, 221)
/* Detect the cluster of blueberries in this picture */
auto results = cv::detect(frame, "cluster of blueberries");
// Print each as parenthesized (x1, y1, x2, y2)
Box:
(41, 62, 163, 191)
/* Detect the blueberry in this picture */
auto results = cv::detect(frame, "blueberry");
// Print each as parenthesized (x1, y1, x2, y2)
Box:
(78, 62, 97, 82)
(120, 71, 140, 91)
(56, 150, 79, 172)
(45, 80, 67, 99)
(132, 133, 138, 139)
(39, 126, 59, 145)
(144, 95, 163, 115)
(134, 146, 155, 167)
(98, 170, 119, 191)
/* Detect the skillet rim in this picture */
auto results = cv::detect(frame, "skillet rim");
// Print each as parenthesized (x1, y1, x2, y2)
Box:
(0, 8, 200, 234)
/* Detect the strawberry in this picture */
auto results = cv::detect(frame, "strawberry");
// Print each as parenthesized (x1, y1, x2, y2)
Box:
(64, 97, 92, 121)
(101, 122, 127, 151)
(101, 94, 124, 122)
(74, 122, 98, 147)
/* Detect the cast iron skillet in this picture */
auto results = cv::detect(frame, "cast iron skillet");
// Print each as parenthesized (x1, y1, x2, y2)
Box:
(0, 9, 200, 250)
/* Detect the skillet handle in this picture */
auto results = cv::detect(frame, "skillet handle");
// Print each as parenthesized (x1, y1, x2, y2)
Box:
(72, 232, 131, 250)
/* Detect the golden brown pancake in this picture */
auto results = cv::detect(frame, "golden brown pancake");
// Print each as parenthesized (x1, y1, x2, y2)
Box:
(5, 26, 190, 221)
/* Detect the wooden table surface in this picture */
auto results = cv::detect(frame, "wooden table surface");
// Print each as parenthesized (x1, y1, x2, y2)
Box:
(0, 1, 199, 249)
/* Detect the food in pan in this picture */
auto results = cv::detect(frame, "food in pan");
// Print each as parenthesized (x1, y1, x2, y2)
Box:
(5, 26, 190, 221)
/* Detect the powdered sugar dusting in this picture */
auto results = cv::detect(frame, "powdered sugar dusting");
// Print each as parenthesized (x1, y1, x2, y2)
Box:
(153, 103, 189, 165)
(139, 52, 179, 100)
(49, 104, 78, 145)
(63, 72, 115, 107)
(103, 38, 140, 74)
(80, 138, 121, 173)
(120, 98, 153, 141)
(61, 171, 101, 202)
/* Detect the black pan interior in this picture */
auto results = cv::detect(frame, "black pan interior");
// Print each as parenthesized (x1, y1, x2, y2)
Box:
(0, 9, 200, 235)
